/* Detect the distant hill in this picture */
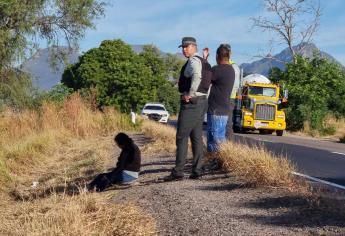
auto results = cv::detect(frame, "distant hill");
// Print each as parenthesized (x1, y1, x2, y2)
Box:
(241, 43, 343, 76)
(20, 47, 79, 90)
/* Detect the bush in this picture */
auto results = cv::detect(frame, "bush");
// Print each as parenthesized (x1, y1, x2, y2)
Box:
(40, 83, 74, 104)
(340, 135, 345, 143)
(270, 55, 345, 133)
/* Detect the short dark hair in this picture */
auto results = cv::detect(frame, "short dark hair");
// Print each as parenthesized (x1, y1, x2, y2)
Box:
(114, 132, 132, 146)
(216, 45, 230, 60)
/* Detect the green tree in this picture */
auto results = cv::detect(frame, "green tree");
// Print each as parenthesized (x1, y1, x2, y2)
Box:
(63, 40, 181, 114)
(164, 53, 185, 83)
(62, 40, 157, 112)
(0, 69, 40, 110)
(0, 0, 105, 70)
(269, 55, 345, 133)
(139, 45, 181, 114)
(0, 0, 105, 110)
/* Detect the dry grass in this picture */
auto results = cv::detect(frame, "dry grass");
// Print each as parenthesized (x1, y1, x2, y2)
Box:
(0, 93, 136, 186)
(0, 93, 156, 235)
(217, 141, 303, 189)
(0, 191, 156, 236)
(293, 116, 345, 139)
(141, 119, 308, 191)
(323, 116, 345, 138)
(141, 119, 176, 153)
(0, 93, 136, 144)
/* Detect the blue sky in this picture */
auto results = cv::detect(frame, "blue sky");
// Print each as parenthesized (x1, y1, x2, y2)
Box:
(79, 0, 345, 66)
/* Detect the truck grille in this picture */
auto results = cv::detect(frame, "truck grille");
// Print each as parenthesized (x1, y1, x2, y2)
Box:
(255, 104, 275, 121)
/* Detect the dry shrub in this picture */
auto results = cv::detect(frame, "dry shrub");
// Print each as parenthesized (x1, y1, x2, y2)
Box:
(0, 191, 156, 236)
(218, 141, 299, 189)
(340, 134, 345, 143)
(141, 119, 176, 153)
(323, 116, 345, 138)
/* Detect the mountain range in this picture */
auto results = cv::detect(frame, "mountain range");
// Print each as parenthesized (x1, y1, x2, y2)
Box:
(20, 47, 79, 90)
(20, 43, 343, 90)
(240, 43, 342, 76)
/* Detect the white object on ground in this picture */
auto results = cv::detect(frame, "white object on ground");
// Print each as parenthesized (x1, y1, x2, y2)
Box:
(131, 111, 136, 124)
(31, 181, 39, 188)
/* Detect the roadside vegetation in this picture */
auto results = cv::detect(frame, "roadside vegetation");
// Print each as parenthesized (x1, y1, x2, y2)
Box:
(0, 94, 156, 235)
(270, 55, 345, 137)
(141, 120, 302, 189)
(62, 40, 183, 114)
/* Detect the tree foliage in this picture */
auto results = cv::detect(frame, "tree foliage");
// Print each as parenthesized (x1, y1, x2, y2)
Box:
(0, 0, 105, 70)
(269, 55, 345, 133)
(0, 69, 40, 110)
(0, 0, 105, 111)
(62, 40, 181, 114)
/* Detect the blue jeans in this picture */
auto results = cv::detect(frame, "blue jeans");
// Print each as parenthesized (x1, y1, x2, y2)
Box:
(207, 113, 229, 152)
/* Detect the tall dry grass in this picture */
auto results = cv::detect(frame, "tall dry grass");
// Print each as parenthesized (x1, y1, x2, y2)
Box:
(218, 141, 302, 189)
(0, 93, 156, 235)
(0, 93, 136, 144)
(0, 93, 136, 187)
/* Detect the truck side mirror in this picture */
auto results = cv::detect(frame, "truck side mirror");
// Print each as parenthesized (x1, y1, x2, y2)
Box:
(283, 89, 288, 99)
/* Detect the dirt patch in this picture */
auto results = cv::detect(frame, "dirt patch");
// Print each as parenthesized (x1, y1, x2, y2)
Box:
(112, 134, 345, 236)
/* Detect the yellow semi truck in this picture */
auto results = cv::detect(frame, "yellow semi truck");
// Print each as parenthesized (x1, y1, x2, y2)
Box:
(233, 74, 288, 136)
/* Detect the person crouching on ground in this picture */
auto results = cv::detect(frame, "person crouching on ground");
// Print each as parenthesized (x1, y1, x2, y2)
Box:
(87, 132, 141, 192)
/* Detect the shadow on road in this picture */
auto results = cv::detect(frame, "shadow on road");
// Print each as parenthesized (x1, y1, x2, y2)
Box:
(238, 194, 345, 228)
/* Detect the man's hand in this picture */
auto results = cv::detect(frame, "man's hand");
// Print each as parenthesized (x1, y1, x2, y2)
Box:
(182, 95, 192, 103)
(202, 47, 209, 60)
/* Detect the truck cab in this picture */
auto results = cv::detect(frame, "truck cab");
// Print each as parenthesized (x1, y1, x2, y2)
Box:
(233, 74, 287, 136)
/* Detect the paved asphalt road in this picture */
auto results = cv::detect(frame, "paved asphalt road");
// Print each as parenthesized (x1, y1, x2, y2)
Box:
(232, 132, 345, 186)
(168, 120, 345, 187)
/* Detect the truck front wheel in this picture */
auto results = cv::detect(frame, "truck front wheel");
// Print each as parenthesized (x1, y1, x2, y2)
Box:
(276, 130, 284, 136)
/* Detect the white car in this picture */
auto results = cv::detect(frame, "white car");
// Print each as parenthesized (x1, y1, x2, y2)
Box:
(141, 103, 170, 123)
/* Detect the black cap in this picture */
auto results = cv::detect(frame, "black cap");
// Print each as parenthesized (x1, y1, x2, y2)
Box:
(178, 37, 197, 48)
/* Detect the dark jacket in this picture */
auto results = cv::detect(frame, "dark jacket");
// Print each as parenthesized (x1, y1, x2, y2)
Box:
(114, 142, 141, 173)
(208, 64, 235, 115)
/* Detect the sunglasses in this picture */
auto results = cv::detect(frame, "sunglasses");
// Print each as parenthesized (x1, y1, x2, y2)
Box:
(220, 43, 231, 50)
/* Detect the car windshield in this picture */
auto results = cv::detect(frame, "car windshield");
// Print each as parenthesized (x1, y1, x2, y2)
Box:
(249, 87, 276, 97)
(144, 105, 166, 111)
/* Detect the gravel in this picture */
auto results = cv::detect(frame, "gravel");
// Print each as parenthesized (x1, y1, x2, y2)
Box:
(112, 135, 345, 236)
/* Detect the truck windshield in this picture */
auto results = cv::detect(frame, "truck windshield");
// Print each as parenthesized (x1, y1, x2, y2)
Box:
(249, 87, 276, 97)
